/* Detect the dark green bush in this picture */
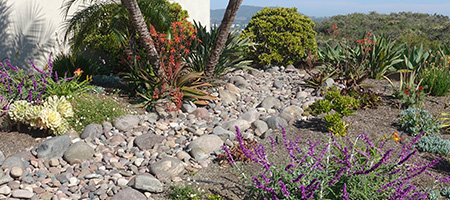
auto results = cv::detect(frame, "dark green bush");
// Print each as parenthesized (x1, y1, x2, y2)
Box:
(241, 7, 317, 66)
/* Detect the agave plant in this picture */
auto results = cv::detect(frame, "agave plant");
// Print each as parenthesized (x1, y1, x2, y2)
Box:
(186, 21, 254, 76)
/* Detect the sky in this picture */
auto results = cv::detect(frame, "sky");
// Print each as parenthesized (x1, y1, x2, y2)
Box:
(211, 0, 450, 17)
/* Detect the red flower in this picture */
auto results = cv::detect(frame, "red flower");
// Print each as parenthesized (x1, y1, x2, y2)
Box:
(366, 46, 371, 51)
(404, 89, 409, 95)
(419, 86, 423, 90)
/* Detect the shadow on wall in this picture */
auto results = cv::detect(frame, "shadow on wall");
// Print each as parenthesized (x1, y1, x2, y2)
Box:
(0, 0, 54, 72)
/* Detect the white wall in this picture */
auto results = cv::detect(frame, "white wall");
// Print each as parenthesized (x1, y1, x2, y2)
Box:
(1, 0, 210, 69)
(168, 0, 210, 30)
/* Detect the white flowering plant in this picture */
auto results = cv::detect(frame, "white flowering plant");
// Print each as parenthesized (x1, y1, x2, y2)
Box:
(7, 95, 74, 135)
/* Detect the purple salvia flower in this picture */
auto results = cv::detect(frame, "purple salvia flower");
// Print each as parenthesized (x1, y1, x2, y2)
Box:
(222, 145, 235, 163)
(398, 150, 417, 166)
(402, 158, 440, 181)
(30, 61, 46, 75)
(66, 75, 75, 81)
(285, 164, 294, 172)
(354, 149, 394, 175)
(268, 136, 276, 153)
(6, 60, 18, 71)
(342, 183, 350, 200)
(47, 53, 53, 75)
(388, 168, 402, 176)
(252, 176, 263, 188)
(260, 173, 270, 184)
(31, 77, 37, 90)
(37, 90, 45, 101)
(26, 89, 33, 102)
(292, 173, 305, 183)
(278, 181, 289, 197)
(55, 71, 59, 83)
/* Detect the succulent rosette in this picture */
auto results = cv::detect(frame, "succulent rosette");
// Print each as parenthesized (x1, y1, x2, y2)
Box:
(8, 100, 32, 122)
(44, 95, 74, 118)
(39, 107, 63, 132)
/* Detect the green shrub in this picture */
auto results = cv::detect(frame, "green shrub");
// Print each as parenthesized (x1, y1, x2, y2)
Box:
(241, 7, 317, 66)
(419, 64, 450, 97)
(398, 107, 441, 136)
(64, 0, 188, 73)
(68, 92, 133, 133)
(415, 136, 450, 155)
(309, 86, 360, 136)
(52, 52, 108, 79)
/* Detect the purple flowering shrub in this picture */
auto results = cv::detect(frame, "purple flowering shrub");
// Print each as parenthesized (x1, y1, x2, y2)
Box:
(223, 126, 450, 199)
(0, 58, 49, 110)
(0, 54, 82, 112)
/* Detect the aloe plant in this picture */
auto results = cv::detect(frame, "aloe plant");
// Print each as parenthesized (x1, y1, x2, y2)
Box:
(395, 44, 432, 71)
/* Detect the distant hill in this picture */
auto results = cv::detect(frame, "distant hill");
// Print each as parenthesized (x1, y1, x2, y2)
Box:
(211, 5, 327, 29)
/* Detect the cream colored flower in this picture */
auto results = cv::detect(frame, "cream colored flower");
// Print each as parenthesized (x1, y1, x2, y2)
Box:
(39, 107, 62, 131)
(8, 100, 32, 122)
(44, 95, 74, 118)
(28, 105, 44, 127)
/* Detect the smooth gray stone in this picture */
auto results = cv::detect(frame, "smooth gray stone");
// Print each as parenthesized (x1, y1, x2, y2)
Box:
(80, 123, 103, 139)
(36, 135, 71, 160)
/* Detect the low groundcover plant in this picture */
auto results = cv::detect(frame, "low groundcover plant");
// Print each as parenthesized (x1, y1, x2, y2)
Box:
(223, 126, 450, 199)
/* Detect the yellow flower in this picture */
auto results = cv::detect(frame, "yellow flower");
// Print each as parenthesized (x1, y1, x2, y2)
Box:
(74, 68, 84, 76)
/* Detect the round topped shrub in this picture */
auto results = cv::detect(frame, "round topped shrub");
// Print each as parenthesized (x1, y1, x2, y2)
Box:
(241, 7, 317, 66)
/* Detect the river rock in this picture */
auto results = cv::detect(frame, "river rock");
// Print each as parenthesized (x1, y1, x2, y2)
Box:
(252, 120, 269, 136)
(1, 156, 25, 170)
(113, 114, 140, 132)
(133, 174, 163, 193)
(265, 116, 288, 129)
(111, 187, 146, 200)
(80, 123, 103, 139)
(260, 96, 282, 111)
(188, 134, 224, 153)
(134, 134, 165, 150)
(63, 141, 95, 165)
(222, 119, 251, 132)
(149, 157, 185, 179)
(36, 135, 71, 160)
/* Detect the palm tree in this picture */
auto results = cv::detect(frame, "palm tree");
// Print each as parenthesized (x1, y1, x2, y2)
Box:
(120, 0, 160, 74)
(63, 0, 185, 74)
(205, 0, 243, 77)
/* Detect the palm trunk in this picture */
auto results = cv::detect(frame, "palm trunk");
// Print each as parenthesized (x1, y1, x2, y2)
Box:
(121, 0, 162, 75)
(205, 0, 243, 77)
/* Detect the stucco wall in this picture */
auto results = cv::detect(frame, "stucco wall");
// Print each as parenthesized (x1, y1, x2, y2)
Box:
(1, 0, 210, 69)
(168, 0, 210, 30)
